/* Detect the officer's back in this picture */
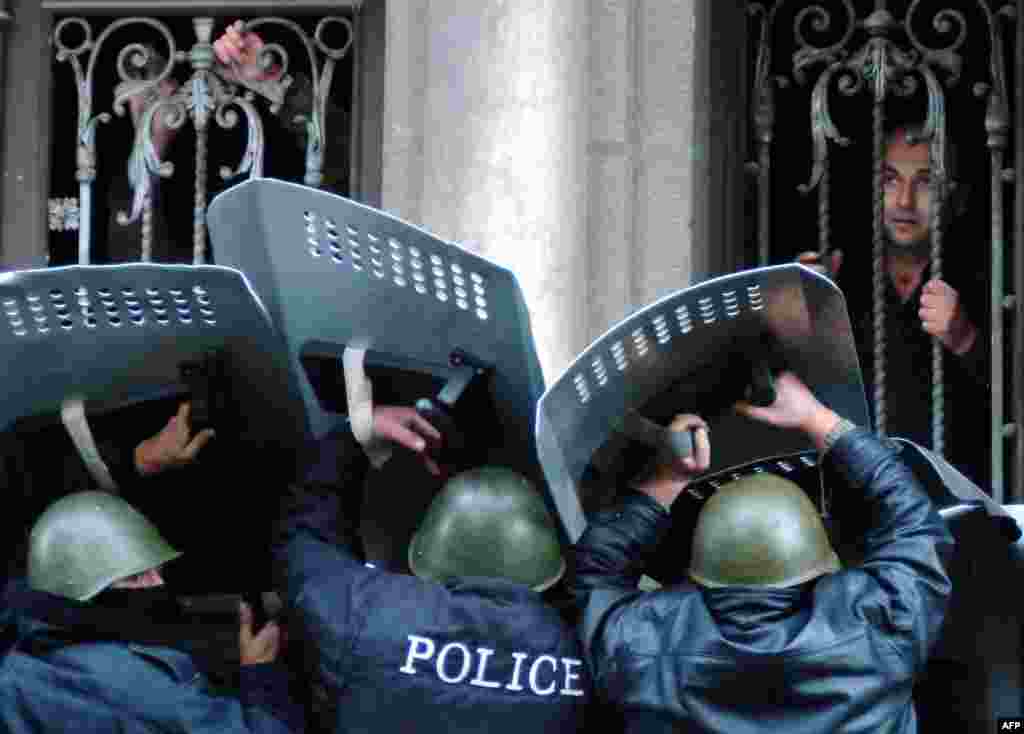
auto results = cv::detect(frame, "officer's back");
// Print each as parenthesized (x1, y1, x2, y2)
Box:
(273, 407, 589, 733)
(571, 375, 952, 733)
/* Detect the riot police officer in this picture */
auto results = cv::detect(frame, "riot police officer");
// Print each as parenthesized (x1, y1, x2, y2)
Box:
(571, 372, 953, 733)
(273, 405, 589, 734)
(0, 491, 302, 733)
(2, 400, 214, 585)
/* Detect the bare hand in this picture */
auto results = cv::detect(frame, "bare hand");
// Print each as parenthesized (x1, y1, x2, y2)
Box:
(127, 78, 179, 126)
(214, 21, 282, 83)
(795, 250, 843, 279)
(239, 600, 281, 666)
(633, 414, 711, 510)
(134, 402, 216, 476)
(735, 372, 840, 449)
(919, 278, 977, 355)
(372, 406, 444, 476)
(126, 77, 180, 158)
(735, 372, 826, 431)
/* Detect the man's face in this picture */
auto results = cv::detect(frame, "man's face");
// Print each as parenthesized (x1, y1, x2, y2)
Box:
(883, 130, 933, 248)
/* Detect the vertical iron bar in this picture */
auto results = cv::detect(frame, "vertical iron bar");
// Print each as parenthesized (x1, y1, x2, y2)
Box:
(0, 2, 12, 263)
(930, 143, 944, 456)
(141, 196, 153, 262)
(758, 138, 771, 266)
(990, 144, 1005, 500)
(191, 18, 213, 265)
(751, 4, 773, 267)
(77, 182, 91, 264)
(872, 98, 887, 434)
(194, 119, 208, 264)
(818, 150, 829, 261)
(349, 7, 361, 198)
(1015, 0, 1024, 502)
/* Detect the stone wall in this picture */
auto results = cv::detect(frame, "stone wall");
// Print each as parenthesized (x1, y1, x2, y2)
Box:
(382, 0, 748, 382)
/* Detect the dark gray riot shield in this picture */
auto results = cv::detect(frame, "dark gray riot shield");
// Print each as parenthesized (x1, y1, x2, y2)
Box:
(0, 264, 310, 589)
(206, 178, 547, 569)
(536, 264, 869, 541)
(892, 438, 1021, 541)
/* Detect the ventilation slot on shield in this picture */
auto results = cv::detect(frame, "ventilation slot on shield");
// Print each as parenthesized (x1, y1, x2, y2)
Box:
(5, 282, 217, 336)
(573, 373, 591, 404)
(300, 210, 492, 323)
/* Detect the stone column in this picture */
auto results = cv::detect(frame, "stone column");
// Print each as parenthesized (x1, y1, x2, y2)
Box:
(384, 0, 590, 382)
(384, 0, 740, 382)
(587, 0, 724, 333)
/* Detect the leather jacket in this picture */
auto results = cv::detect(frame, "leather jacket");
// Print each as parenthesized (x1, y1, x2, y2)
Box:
(571, 428, 953, 734)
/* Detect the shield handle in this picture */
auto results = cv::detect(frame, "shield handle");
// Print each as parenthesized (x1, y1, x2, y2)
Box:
(745, 362, 777, 407)
(613, 412, 695, 459)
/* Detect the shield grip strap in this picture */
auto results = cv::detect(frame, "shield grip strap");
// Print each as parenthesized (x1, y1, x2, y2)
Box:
(342, 347, 392, 468)
(60, 397, 120, 493)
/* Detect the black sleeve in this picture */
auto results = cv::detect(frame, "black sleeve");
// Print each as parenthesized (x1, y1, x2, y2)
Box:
(272, 425, 370, 594)
(952, 324, 989, 388)
(948, 267, 990, 388)
(0, 434, 29, 583)
(567, 490, 673, 610)
(271, 425, 376, 692)
(824, 428, 954, 668)
(237, 663, 305, 734)
(98, 437, 145, 490)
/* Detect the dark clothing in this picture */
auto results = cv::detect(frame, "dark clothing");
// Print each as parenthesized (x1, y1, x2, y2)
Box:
(0, 419, 143, 584)
(571, 429, 953, 734)
(273, 427, 589, 734)
(0, 579, 302, 733)
(857, 274, 990, 487)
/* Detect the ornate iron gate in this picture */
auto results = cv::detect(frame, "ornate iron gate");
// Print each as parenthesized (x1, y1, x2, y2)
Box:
(44, 4, 361, 266)
(748, 0, 1020, 502)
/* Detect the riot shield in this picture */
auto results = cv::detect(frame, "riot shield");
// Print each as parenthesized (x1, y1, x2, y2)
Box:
(0, 264, 310, 589)
(892, 438, 1021, 541)
(536, 263, 869, 541)
(206, 178, 547, 569)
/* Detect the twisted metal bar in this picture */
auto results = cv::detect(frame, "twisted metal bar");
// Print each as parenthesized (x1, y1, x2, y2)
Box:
(194, 110, 208, 265)
(758, 141, 772, 267)
(818, 148, 830, 262)
(141, 196, 153, 262)
(1015, 0, 1023, 503)
(749, 2, 774, 266)
(930, 142, 945, 455)
(54, 14, 353, 265)
(53, 16, 178, 264)
(990, 143, 1005, 499)
(872, 99, 887, 436)
(981, 2, 1016, 501)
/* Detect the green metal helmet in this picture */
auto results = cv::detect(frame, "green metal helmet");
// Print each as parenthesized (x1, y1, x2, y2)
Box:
(689, 473, 840, 589)
(28, 491, 181, 602)
(409, 467, 565, 591)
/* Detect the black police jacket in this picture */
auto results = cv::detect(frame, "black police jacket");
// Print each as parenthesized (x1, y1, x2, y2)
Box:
(0, 581, 303, 733)
(571, 428, 953, 734)
(272, 427, 590, 734)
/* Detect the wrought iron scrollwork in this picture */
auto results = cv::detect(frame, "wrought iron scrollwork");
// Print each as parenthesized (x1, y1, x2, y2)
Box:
(748, 2, 791, 266)
(750, 0, 1017, 499)
(52, 12, 356, 265)
(791, 0, 858, 85)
